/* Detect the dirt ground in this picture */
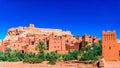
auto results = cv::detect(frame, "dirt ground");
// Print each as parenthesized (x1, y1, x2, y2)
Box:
(104, 61, 120, 68)
(0, 61, 96, 68)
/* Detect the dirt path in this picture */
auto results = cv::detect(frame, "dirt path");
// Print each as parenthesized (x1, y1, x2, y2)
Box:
(0, 62, 95, 68)
(105, 61, 120, 68)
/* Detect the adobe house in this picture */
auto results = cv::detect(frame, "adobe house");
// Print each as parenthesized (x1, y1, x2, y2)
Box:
(102, 30, 120, 61)
(0, 24, 99, 54)
(81, 34, 99, 47)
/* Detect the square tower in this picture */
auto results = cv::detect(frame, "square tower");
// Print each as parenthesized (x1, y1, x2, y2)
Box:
(102, 30, 119, 61)
(29, 24, 35, 28)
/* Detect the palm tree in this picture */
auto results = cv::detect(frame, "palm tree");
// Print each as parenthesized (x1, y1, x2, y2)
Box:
(6, 47, 12, 53)
(35, 41, 46, 53)
(85, 41, 89, 46)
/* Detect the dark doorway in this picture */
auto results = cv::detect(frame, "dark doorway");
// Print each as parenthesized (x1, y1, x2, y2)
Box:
(46, 40, 49, 50)
(22, 50, 24, 53)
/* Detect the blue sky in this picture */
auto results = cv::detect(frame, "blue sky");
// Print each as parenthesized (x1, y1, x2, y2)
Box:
(0, 0, 120, 40)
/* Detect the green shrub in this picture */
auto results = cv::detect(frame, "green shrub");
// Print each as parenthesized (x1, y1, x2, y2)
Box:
(45, 51, 60, 65)
(8, 57, 20, 62)
(23, 58, 43, 63)
(80, 45, 102, 61)
(62, 50, 80, 61)
(35, 41, 46, 53)
(27, 52, 35, 58)
(0, 54, 6, 61)
(0, 40, 102, 63)
(85, 41, 89, 45)
(62, 54, 74, 61)
(37, 51, 46, 60)
(48, 60, 56, 65)
(46, 51, 60, 61)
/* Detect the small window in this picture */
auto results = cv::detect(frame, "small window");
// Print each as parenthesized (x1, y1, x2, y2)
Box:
(109, 46, 111, 50)
(119, 51, 120, 57)
(66, 40, 69, 42)
(54, 46, 56, 48)
(31, 41, 34, 45)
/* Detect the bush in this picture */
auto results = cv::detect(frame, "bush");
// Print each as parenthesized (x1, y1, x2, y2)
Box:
(46, 51, 60, 61)
(48, 60, 56, 65)
(0, 42, 102, 64)
(62, 50, 80, 61)
(8, 57, 20, 62)
(12, 50, 24, 61)
(37, 51, 46, 60)
(46, 51, 60, 64)
(23, 58, 43, 63)
(27, 52, 35, 58)
(80, 45, 102, 61)
(0, 54, 7, 61)
(62, 54, 74, 61)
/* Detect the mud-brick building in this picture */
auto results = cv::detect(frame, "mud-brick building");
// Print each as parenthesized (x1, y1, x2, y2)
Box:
(81, 34, 99, 47)
(0, 24, 99, 53)
(102, 30, 120, 61)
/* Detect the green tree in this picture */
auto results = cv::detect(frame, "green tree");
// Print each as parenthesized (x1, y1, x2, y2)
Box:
(62, 50, 80, 61)
(37, 51, 46, 60)
(80, 43, 102, 61)
(0, 51, 6, 61)
(6, 47, 12, 58)
(85, 41, 89, 45)
(6, 47, 12, 53)
(12, 50, 24, 61)
(98, 40, 102, 46)
(35, 41, 46, 53)
(27, 52, 35, 58)
(46, 51, 60, 65)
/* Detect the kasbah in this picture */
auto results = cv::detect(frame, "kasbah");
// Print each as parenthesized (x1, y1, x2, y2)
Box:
(0, 24, 120, 61)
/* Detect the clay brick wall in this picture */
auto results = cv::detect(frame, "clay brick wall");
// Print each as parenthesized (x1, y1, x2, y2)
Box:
(48, 36, 63, 52)
(82, 34, 98, 47)
(102, 31, 119, 61)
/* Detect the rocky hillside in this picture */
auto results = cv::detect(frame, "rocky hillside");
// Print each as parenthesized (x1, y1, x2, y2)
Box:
(4, 24, 72, 41)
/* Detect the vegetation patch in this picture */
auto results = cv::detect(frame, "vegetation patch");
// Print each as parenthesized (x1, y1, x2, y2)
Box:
(0, 40, 102, 65)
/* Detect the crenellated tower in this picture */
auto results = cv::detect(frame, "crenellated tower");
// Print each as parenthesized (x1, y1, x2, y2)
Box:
(102, 30, 119, 61)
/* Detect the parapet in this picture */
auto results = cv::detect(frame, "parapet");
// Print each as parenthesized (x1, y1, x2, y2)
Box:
(102, 30, 116, 35)
(29, 24, 35, 28)
(102, 30, 116, 33)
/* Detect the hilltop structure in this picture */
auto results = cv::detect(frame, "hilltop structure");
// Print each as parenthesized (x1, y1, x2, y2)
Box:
(102, 30, 120, 61)
(0, 24, 99, 53)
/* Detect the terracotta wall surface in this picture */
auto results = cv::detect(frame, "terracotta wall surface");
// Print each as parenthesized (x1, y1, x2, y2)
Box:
(102, 30, 120, 61)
